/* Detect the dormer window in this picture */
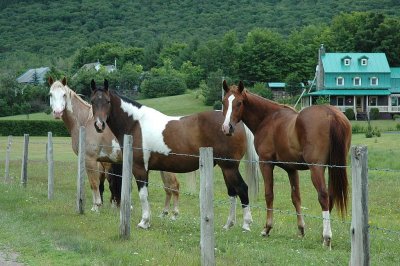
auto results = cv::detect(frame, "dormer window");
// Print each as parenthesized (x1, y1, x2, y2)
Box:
(337, 77, 344, 86)
(354, 77, 361, 86)
(361, 58, 368, 66)
(370, 77, 378, 86)
(344, 58, 351, 66)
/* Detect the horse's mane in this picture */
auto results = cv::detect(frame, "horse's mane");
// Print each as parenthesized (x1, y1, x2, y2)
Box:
(244, 89, 298, 113)
(112, 90, 142, 109)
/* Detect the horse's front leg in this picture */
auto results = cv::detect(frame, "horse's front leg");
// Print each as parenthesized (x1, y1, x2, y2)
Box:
(309, 165, 331, 249)
(287, 169, 305, 237)
(86, 160, 103, 212)
(134, 166, 151, 229)
(260, 162, 274, 236)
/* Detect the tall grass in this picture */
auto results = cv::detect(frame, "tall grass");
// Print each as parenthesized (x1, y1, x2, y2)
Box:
(0, 134, 399, 265)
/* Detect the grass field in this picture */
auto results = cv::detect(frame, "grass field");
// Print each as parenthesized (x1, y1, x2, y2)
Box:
(0, 132, 399, 265)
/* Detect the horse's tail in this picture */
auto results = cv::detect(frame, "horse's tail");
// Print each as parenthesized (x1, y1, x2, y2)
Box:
(243, 124, 260, 200)
(328, 113, 351, 218)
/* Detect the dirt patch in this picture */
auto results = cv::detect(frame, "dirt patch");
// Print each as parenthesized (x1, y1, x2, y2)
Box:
(0, 251, 24, 266)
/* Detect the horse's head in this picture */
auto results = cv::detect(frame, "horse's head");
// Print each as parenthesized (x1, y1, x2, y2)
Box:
(90, 79, 111, 133)
(221, 80, 246, 136)
(48, 77, 68, 119)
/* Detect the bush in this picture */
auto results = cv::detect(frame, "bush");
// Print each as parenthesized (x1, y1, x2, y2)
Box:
(141, 75, 186, 98)
(397, 123, 400, 131)
(345, 108, 355, 120)
(0, 120, 69, 136)
(370, 108, 379, 120)
(213, 100, 222, 110)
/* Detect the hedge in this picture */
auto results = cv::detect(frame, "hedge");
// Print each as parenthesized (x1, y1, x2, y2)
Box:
(0, 120, 69, 136)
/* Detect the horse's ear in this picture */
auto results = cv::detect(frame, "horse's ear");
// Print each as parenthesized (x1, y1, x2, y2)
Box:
(104, 79, 109, 91)
(91, 79, 96, 91)
(61, 77, 67, 86)
(223, 80, 229, 93)
(238, 81, 244, 93)
(48, 76, 53, 86)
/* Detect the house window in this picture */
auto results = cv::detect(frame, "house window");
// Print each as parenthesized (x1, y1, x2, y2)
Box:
(361, 58, 368, 66)
(337, 77, 344, 86)
(344, 58, 351, 66)
(337, 97, 345, 106)
(369, 96, 377, 106)
(354, 77, 361, 86)
(391, 96, 399, 106)
(370, 77, 378, 86)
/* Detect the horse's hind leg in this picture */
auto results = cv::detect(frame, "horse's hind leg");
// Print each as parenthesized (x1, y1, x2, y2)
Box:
(309, 165, 331, 249)
(287, 169, 305, 237)
(160, 171, 180, 220)
(221, 166, 252, 231)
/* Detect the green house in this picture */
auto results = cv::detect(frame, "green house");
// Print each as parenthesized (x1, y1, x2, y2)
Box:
(301, 45, 400, 119)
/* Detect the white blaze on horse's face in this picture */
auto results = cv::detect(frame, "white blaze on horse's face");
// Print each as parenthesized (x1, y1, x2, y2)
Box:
(222, 94, 235, 135)
(120, 99, 180, 171)
(49, 81, 70, 119)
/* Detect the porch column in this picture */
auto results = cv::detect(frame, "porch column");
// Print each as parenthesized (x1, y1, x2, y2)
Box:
(366, 96, 369, 120)
(354, 96, 356, 120)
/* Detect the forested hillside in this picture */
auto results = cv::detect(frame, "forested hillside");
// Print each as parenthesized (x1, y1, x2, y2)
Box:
(1, 0, 400, 74)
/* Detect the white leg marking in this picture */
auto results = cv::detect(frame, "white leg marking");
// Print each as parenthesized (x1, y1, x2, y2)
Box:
(322, 211, 332, 249)
(223, 196, 237, 230)
(242, 206, 253, 231)
(222, 95, 235, 134)
(137, 186, 151, 229)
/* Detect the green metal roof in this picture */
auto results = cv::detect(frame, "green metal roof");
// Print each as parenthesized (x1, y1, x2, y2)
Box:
(389, 88, 400, 94)
(268, 82, 285, 88)
(390, 67, 400, 78)
(322, 53, 390, 73)
(308, 89, 391, 96)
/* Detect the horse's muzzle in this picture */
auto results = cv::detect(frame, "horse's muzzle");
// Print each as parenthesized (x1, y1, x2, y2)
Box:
(222, 123, 234, 136)
(94, 120, 106, 133)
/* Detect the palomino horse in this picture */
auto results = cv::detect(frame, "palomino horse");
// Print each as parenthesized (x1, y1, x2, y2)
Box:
(48, 77, 180, 218)
(90, 79, 259, 230)
(221, 81, 351, 248)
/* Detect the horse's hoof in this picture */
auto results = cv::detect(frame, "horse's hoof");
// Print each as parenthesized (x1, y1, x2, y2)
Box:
(261, 226, 272, 237)
(323, 236, 332, 250)
(223, 220, 235, 230)
(137, 221, 150, 229)
(171, 211, 179, 221)
(110, 200, 118, 209)
(91, 205, 100, 212)
(298, 226, 305, 237)
(242, 223, 251, 232)
(159, 210, 168, 218)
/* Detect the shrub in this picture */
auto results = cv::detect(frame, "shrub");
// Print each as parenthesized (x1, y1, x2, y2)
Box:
(345, 108, 355, 120)
(141, 75, 186, 98)
(397, 123, 400, 131)
(0, 120, 69, 136)
(370, 108, 379, 120)
(213, 100, 222, 110)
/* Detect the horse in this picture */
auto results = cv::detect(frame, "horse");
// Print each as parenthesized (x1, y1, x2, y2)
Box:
(48, 77, 180, 218)
(221, 80, 351, 248)
(89, 79, 259, 230)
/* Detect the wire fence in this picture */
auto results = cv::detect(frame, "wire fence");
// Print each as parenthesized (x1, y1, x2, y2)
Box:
(1, 135, 399, 240)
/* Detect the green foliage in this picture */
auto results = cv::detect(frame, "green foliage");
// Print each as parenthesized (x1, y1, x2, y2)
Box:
(249, 82, 273, 99)
(396, 123, 400, 130)
(141, 60, 186, 98)
(0, 120, 69, 136)
(201, 69, 224, 106)
(345, 108, 356, 120)
(213, 100, 222, 110)
(365, 120, 381, 138)
(180, 61, 204, 89)
(315, 96, 330, 105)
(370, 107, 380, 120)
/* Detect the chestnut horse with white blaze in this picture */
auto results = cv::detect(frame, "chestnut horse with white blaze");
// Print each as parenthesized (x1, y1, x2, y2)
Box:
(48, 77, 180, 218)
(90, 79, 259, 230)
(221, 80, 351, 248)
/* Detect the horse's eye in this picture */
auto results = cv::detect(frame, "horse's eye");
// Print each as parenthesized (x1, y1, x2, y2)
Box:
(237, 101, 242, 107)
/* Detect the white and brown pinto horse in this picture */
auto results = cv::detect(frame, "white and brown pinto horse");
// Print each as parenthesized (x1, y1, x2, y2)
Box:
(90, 79, 259, 230)
(221, 81, 351, 248)
(48, 77, 180, 218)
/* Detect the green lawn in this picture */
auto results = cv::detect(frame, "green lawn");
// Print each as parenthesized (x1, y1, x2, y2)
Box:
(0, 133, 399, 265)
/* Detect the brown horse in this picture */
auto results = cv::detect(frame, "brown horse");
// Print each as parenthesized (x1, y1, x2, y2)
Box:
(48, 77, 180, 218)
(89, 79, 259, 230)
(221, 81, 351, 248)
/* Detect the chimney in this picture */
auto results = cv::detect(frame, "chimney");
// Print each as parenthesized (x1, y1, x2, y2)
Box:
(316, 44, 325, 91)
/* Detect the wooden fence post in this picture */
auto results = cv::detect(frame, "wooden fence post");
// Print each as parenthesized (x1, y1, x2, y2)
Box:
(120, 134, 133, 239)
(186, 171, 197, 193)
(76, 126, 86, 214)
(20, 134, 29, 187)
(199, 147, 215, 266)
(47, 132, 54, 200)
(4, 135, 12, 183)
(350, 145, 370, 266)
